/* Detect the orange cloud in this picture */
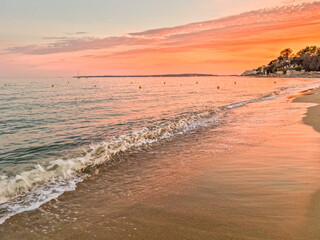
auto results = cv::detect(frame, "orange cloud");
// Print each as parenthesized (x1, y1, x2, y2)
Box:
(3, 1, 320, 76)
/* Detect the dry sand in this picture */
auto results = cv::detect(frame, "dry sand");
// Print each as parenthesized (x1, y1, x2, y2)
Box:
(293, 87, 320, 133)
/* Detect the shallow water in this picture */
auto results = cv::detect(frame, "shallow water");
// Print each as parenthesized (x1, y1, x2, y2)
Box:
(0, 76, 319, 235)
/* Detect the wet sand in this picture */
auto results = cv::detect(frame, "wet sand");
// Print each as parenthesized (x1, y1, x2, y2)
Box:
(1, 86, 320, 239)
(293, 87, 320, 133)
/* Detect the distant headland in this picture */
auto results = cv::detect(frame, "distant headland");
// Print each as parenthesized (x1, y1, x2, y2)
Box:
(242, 46, 320, 78)
(74, 73, 216, 79)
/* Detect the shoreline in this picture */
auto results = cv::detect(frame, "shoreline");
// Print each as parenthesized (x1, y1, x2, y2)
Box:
(293, 87, 320, 133)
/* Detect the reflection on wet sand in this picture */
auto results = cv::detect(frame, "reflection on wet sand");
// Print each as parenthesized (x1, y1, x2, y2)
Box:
(287, 89, 315, 99)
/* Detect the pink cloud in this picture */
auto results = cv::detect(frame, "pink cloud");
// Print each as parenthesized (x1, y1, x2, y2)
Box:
(6, 1, 320, 56)
(7, 36, 155, 55)
(3, 1, 320, 76)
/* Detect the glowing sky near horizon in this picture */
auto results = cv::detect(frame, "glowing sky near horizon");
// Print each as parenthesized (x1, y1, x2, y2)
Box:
(0, 0, 319, 77)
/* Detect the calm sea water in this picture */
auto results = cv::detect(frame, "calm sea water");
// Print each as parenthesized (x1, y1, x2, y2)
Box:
(0, 76, 319, 224)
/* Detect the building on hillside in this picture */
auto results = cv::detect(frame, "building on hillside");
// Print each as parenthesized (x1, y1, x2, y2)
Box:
(286, 69, 305, 76)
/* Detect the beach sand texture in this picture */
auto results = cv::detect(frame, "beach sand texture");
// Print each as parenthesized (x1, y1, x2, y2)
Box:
(293, 87, 320, 133)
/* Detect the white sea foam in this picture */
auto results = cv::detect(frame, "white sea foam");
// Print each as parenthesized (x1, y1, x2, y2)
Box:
(0, 93, 277, 224)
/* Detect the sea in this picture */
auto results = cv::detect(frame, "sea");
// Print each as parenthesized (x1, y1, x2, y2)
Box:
(0, 76, 319, 236)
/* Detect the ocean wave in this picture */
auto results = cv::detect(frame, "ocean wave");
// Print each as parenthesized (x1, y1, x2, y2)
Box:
(0, 93, 276, 224)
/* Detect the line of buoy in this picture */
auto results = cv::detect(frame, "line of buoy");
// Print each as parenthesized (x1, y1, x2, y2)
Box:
(40, 80, 245, 90)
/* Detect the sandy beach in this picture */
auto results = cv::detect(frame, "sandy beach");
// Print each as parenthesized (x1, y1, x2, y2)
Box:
(293, 87, 320, 133)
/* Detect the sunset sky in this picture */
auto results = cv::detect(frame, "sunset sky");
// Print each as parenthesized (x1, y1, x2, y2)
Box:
(1, 0, 320, 77)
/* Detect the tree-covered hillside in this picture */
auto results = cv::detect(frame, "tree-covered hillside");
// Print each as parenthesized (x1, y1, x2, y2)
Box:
(253, 46, 320, 75)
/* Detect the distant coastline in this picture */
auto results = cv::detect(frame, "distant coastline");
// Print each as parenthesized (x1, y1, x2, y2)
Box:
(74, 73, 216, 79)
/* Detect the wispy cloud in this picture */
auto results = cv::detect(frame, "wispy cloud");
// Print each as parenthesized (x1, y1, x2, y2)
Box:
(7, 1, 320, 56)
(42, 36, 70, 40)
(74, 32, 88, 35)
(3, 1, 320, 75)
(7, 36, 154, 55)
